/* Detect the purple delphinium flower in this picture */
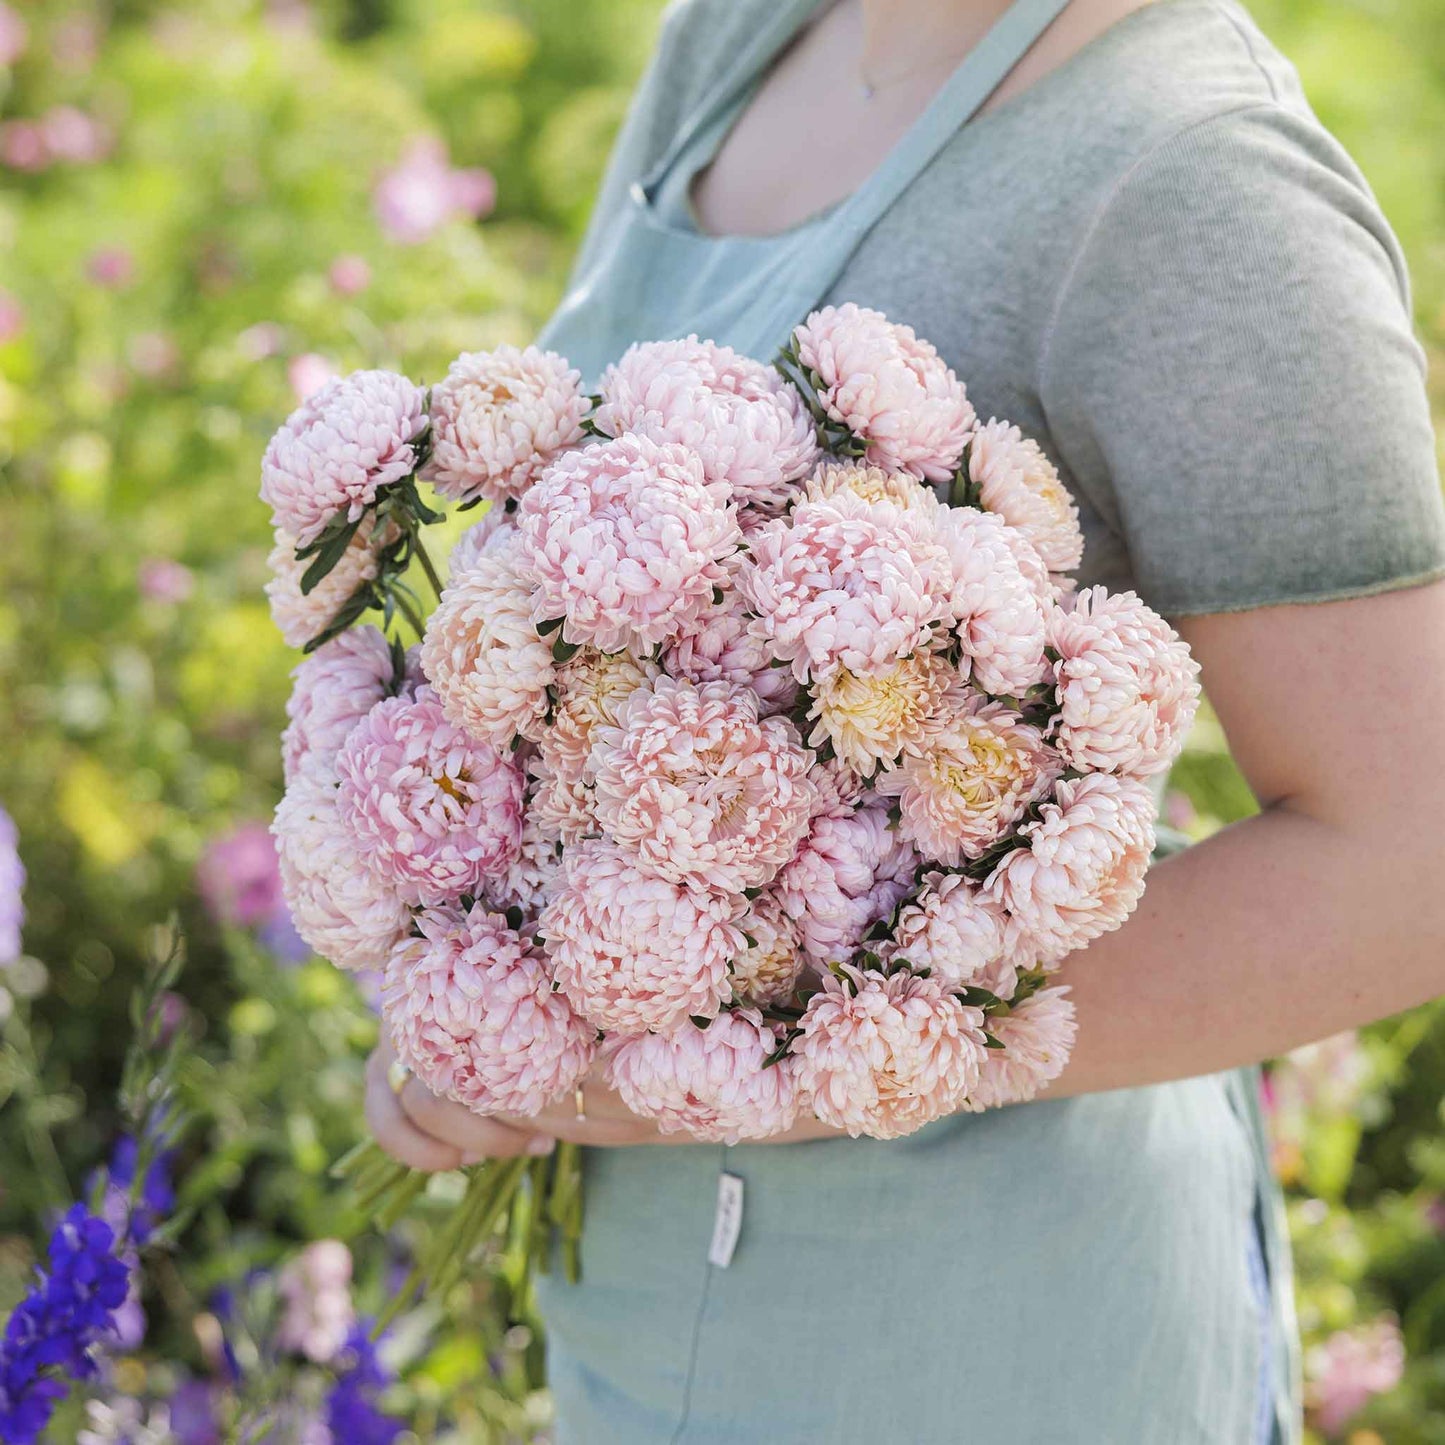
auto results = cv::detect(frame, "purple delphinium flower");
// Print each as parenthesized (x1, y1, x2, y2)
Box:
(106, 1136, 176, 1246)
(0, 1206, 131, 1443)
(0, 805, 24, 965)
(325, 1325, 404, 1445)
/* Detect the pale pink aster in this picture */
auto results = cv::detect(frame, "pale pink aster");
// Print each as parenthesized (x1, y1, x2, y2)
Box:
(605, 1009, 800, 1143)
(383, 903, 594, 1115)
(424, 345, 590, 505)
(736, 488, 953, 683)
(809, 642, 960, 774)
(542, 840, 743, 1033)
(964, 987, 1076, 1110)
(1305, 1317, 1405, 1436)
(528, 747, 599, 845)
(802, 460, 942, 514)
(875, 695, 1060, 866)
(272, 773, 412, 970)
(664, 585, 798, 716)
(590, 676, 815, 894)
(480, 816, 564, 922)
(595, 336, 818, 511)
(807, 756, 868, 820)
(335, 690, 524, 906)
(936, 507, 1050, 696)
(968, 418, 1084, 572)
(265, 516, 398, 650)
(515, 434, 740, 653)
(794, 967, 988, 1138)
(793, 303, 975, 481)
(282, 625, 398, 784)
(277, 1240, 354, 1365)
(985, 773, 1156, 965)
(1049, 587, 1201, 777)
(259, 369, 427, 548)
(421, 534, 554, 747)
(775, 802, 918, 966)
(885, 871, 1014, 996)
(731, 891, 807, 1007)
(446, 509, 515, 578)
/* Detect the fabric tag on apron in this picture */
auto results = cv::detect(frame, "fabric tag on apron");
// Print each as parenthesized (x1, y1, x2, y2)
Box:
(708, 1172, 745, 1268)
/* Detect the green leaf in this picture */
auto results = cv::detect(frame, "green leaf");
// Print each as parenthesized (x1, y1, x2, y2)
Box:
(298, 514, 365, 595)
(552, 637, 581, 663)
(536, 615, 566, 636)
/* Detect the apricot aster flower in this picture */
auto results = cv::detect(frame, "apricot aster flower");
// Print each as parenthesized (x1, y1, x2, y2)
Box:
(794, 967, 989, 1138)
(1049, 587, 1201, 777)
(282, 624, 398, 784)
(515, 434, 740, 652)
(604, 1010, 800, 1143)
(335, 690, 524, 906)
(875, 695, 1060, 866)
(775, 802, 918, 965)
(590, 677, 815, 893)
(737, 488, 954, 683)
(260, 369, 427, 548)
(383, 903, 594, 1116)
(595, 336, 818, 511)
(802, 460, 942, 513)
(936, 507, 1050, 696)
(985, 773, 1156, 965)
(964, 987, 1077, 1110)
(272, 773, 412, 971)
(793, 303, 975, 481)
(423, 345, 590, 505)
(420, 532, 554, 748)
(265, 516, 398, 650)
(540, 840, 744, 1034)
(967, 419, 1084, 573)
(546, 647, 662, 785)
(730, 890, 807, 1007)
(885, 871, 1015, 996)
(446, 508, 515, 579)
(808, 643, 960, 774)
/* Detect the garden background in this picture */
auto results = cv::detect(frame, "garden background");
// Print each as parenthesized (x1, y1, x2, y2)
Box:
(1, 0, 1443, 1440)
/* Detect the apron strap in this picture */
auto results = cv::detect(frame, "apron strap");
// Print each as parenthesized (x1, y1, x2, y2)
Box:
(638, 0, 823, 198)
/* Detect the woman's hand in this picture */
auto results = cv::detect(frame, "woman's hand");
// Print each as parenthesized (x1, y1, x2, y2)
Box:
(365, 1034, 843, 1171)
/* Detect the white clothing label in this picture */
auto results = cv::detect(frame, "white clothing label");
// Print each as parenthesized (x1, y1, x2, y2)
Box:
(707, 1171, 744, 1268)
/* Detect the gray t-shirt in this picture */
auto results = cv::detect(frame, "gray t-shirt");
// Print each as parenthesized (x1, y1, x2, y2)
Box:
(568, 0, 1445, 617)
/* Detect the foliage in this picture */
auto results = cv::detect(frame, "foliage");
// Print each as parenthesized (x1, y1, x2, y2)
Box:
(0, 0, 1443, 1440)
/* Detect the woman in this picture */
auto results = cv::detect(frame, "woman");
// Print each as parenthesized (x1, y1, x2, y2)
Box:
(366, 0, 1445, 1438)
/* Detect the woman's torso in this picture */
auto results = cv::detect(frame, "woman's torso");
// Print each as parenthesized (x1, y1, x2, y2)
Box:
(534, 2, 1320, 1439)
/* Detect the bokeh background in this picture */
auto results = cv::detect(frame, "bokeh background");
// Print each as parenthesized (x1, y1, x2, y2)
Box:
(0, 1, 1442, 1440)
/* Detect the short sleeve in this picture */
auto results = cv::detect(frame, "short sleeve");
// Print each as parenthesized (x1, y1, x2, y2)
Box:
(1039, 102, 1445, 617)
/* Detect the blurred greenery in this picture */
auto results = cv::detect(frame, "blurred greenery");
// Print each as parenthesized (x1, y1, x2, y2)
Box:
(0, 0, 1442, 1440)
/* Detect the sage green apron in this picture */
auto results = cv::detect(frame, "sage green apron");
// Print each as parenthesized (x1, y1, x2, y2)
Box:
(536, 2, 1298, 1439)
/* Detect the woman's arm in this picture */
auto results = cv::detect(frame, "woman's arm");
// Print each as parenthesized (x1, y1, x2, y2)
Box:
(1050, 575, 1445, 1097)
(367, 578, 1445, 1163)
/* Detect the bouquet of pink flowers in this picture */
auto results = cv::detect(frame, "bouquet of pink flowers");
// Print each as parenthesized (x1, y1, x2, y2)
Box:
(261, 305, 1199, 1302)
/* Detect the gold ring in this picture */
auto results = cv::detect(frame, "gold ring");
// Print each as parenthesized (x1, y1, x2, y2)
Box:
(573, 1084, 587, 1123)
(387, 1060, 411, 1097)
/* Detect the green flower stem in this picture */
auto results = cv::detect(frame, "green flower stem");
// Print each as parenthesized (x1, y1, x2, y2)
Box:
(411, 531, 445, 603)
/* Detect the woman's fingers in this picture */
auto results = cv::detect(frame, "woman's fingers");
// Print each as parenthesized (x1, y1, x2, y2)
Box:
(364, 1047, 463, 1173)
(397, 1077, 550, 1163)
